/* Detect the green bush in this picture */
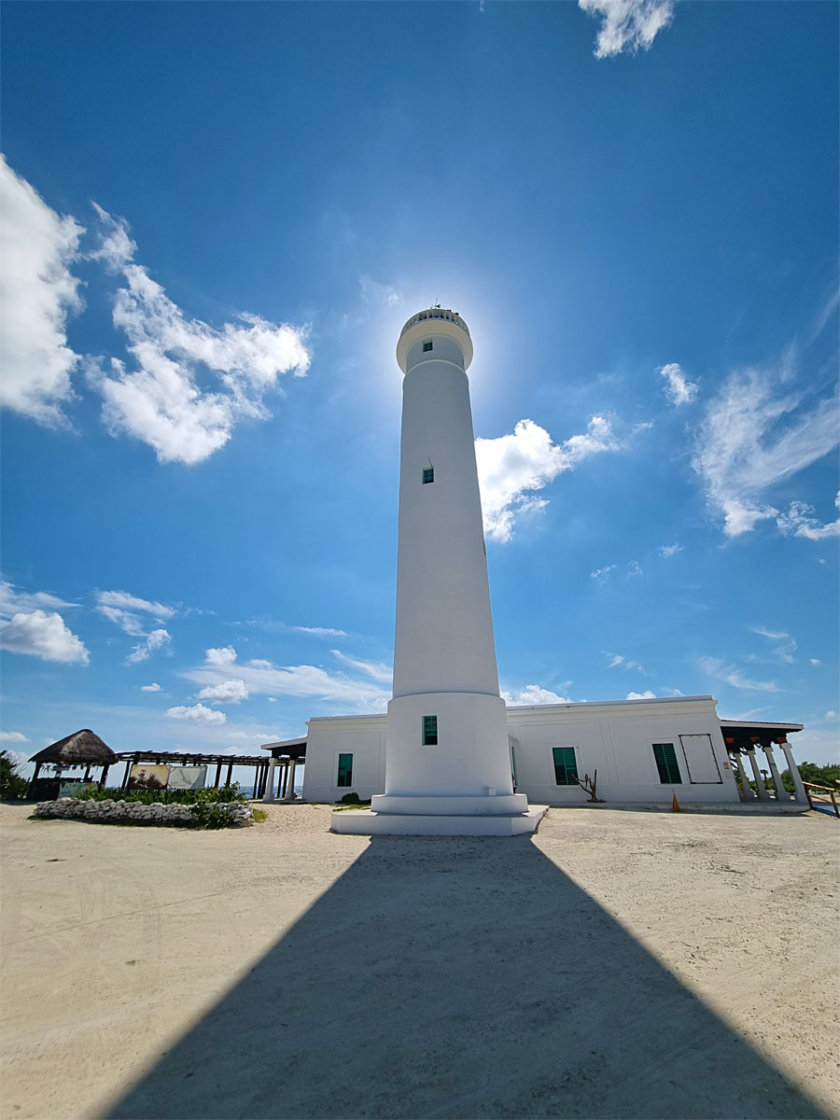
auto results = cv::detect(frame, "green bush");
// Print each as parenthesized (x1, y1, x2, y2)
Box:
(72, 783, 246, 805)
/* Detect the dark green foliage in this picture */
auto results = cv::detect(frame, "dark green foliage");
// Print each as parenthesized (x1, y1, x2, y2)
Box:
(781, 762, 840, 793)
(339, 791, 363, 804)
(0, 750, 29, 800)
(72, 783, 247, 805)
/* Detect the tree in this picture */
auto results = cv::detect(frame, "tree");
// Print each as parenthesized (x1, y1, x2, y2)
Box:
(780, 761, 840, 794)
(0, 750, 30, 800)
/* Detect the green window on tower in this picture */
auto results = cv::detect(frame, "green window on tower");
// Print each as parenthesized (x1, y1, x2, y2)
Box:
(422, 715, 438, 745)
(652, 743, 682, 784)
(552, 747, 578, 786)
(422, 467, 434, 484)
(423, 340, 433, 352)
(337, 753, 353, 787)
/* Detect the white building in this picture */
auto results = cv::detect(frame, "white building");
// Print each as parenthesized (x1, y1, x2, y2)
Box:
(294, 697, 805, 809)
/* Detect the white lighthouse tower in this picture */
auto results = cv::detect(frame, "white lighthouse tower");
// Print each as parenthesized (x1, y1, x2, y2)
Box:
(332, 308, 544, 835)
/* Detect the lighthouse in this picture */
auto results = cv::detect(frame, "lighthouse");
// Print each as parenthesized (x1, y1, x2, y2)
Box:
(332, 308, 544, 835)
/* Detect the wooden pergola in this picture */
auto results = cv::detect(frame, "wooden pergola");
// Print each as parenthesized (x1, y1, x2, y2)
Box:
(115, 752, 271, 796)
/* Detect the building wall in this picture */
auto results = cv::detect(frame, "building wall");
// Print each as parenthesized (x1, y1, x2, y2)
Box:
(302, 697, 742, 807)
(303, 715, 386, 803)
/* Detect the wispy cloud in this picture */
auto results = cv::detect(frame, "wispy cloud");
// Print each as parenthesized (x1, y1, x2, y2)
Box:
(330, 650, 392, 684)
(294, 625, 349, 639)
(658, 362, 698, 407)
(475, 416, 623, 542)
(777, 492, 840, 541)
(578, 0, 675, 58)
(0, 731, 28, 743)
(627, 690, 656, 700)
(184, 646, 389, 712)
(658, 543, 684, 559)
(750, 626, 797, 664)
(698, 656, 780, 693)
(126, 628, 171, 664)
(590, 565, 616, 582)
(96, 589, 175, 636)
(692, 363, 839, 537)
(0, 155, 84, 426)
(606, 652, 645, 673)
(141, 682, 161, 692)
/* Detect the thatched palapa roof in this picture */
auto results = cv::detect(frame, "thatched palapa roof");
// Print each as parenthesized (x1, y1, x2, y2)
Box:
(30, 729, 117, 767)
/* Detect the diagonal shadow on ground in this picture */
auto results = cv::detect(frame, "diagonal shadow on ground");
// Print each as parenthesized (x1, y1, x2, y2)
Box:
(106, 834, 827, 1120)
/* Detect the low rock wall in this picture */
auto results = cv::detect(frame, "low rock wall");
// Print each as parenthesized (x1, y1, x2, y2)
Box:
(32, 798, 253, 827)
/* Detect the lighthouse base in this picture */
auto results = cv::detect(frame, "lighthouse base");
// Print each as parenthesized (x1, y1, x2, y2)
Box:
(330, 804, 547, 837)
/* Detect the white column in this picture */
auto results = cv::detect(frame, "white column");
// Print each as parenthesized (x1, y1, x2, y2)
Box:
(780, 742, 808, 805)
(731, 753, 754, 800)
(284, 759, 297, 801)
(262, 757, 277, 803)
(746, 748, 771, 800)
(762, 744, 789, 801)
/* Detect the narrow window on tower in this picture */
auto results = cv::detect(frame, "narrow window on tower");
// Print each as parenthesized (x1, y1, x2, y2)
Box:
(422, 715, 438, 746)
(552, 747, 578, 786)
(423, 340, 433, 352)
(336, 753, 353, 787)
(422, 467, 434, 484)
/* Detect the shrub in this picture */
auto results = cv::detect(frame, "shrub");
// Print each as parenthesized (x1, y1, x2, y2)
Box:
(72, 783, 246, 806)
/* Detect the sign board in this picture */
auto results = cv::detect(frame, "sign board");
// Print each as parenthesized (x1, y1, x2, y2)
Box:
(167, 766, 207, 791)
(127, 764, 170, 791)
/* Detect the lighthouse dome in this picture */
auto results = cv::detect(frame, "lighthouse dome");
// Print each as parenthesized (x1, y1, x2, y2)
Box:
(396, 307, 473, 372)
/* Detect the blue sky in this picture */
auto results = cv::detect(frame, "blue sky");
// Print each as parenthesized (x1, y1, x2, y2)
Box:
(1, 0, 838, 776)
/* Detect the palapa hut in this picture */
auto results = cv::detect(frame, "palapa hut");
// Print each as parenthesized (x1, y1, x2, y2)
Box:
(29, 729, 117, 797)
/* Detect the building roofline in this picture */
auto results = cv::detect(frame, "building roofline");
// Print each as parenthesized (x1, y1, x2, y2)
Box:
(719, 720, 804, 733)
(507, 695, 716, 713)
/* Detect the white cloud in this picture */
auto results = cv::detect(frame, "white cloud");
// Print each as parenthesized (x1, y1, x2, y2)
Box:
(607, 652, 645, 673)
(627, 690, 656, 700)
(197, 678, 250, 704)
(590, 565, 616, 581)
(0, 609, 89, 664)
(294, 626, 349, 638)
(578, 0, 675, 58)
(0, 731, 28, 743)
(658, 362, 698, 407)
(141, 682, 161, 692)
(810, 659, 822, 667)
(0, 156, 84, 426)
(166, 703, 226, 725)
(503, 684, 573, 705)
(358, 274, 401, 309)
(825, 710, 837, 720)
(692, 366, 839, 537)
(658, 543, 684, 559)
(698, 656, 780, 693)
(89, 208, 310, 464)
(777, 492, 840, 541)
(626, 560, 643, 579)
(206, 646, 238, 666)
(476, 416, 622, 542)
(126, 628, 171, 664)
(96, 589, 175, 636)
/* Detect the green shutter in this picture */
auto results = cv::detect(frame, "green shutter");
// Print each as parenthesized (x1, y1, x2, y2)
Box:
(422, 715, 438, 745)
(422, 467, 434, 484)
(552, 747, 578, 786)
(337, 753, 353, 787)
(423, 340, 433, 352)
(653, 743, 682, 784)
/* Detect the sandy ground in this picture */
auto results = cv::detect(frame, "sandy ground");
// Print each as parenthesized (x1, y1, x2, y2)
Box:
(1, 802, 838, 1120)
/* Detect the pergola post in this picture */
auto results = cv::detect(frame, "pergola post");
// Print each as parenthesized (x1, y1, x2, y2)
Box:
(226, 761, 234, 787)
(262, 757, 278, 802)
(99, 764, 110, 791)
(122, 759, 133, 789)
(214, 762, 222, 788)
(731, 753, 754, 800)
(284, 759, 297, 801)
(762, 743, 789, 801)
(779, 740, 808, 804)
(746, 747, 770, 800)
